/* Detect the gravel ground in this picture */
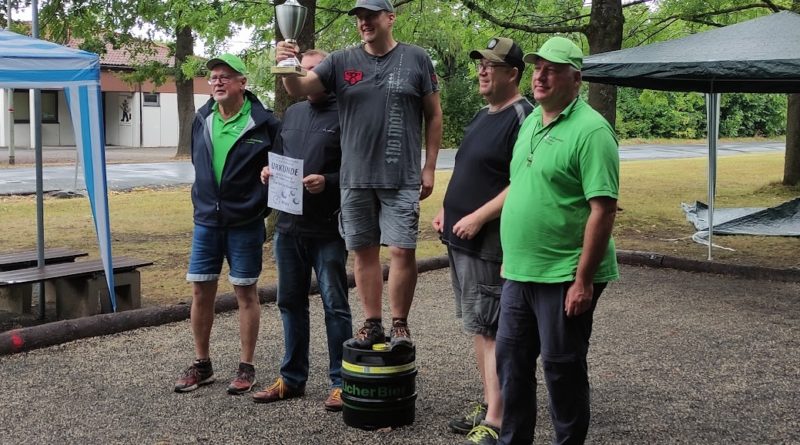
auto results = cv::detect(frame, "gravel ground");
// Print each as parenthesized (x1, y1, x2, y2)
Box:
(0, 265, 798, 444)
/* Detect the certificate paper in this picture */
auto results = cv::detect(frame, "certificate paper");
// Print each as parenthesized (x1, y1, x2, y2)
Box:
(267, 153, 304, 215)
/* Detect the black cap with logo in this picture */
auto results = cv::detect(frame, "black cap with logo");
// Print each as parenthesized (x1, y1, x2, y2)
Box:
(469, 37, 525, 72)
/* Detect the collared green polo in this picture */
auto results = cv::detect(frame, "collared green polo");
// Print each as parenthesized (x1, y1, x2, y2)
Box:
(500, 97, 620, 283)
(211, 98, 252, 185)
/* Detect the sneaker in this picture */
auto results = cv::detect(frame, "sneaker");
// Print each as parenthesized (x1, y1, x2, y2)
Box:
(174, 360, 215, 393)
(252, 377, 305, 404)
(389, 322, 414, 351)
(324, 387, 343, 412)
(344, 321, 385, 349)
(449, 402, 488, 434)
(227, 362, 257, 395)
(463, 422, 500, 445)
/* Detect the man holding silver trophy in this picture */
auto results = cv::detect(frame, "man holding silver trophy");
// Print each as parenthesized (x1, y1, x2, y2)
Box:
(275, 0, 443, 353)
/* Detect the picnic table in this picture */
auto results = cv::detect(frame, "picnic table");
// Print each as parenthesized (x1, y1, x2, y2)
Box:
(0, 251, 151, 320)
(0, 248, 88, 271)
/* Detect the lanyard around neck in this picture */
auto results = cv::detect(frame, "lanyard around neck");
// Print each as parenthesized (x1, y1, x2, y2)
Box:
(526, 121, 556, 167)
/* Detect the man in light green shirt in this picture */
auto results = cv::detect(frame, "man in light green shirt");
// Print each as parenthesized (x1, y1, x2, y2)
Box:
(496, 37, 620, 445)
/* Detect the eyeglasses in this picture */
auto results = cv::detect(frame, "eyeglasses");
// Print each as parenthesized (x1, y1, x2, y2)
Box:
(207, 75, 238, 85)
(475, 61, 511, 73)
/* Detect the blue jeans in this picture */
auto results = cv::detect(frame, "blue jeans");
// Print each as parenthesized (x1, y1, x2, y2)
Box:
(274, 232, 352, 388)
(186, 219, 266, 286)
(496, 280, 606, 445)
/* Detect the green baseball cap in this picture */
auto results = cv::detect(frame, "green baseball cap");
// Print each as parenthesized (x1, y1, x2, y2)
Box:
(206, 53, 248, 76)
(523, 36, 583, 70)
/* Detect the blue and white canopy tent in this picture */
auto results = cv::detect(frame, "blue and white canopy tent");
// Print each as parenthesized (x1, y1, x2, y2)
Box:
(0, 29, 117, 311)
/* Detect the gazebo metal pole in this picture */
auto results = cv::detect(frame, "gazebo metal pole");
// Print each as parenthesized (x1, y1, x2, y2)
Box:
(706, 92, 720, 261)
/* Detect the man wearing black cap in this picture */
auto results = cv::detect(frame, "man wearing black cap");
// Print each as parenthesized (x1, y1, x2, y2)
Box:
(432, 37, 533, 445)
(275, 0, 443, 352)
(497, 36, 619, 444)
(174, 53, 280, 396)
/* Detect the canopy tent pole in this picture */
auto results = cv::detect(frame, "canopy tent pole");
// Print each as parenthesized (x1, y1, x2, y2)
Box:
(5, 2, 14, 165)
(705, 92, 721, 260)
(31, 0, 48, 319)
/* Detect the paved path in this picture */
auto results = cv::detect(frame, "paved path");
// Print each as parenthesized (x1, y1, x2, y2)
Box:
(0, 142, 785, 195)
(0, 266, 798, 444)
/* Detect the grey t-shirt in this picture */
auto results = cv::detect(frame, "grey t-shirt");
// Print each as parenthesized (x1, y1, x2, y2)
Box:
(314, 43, 439, 189)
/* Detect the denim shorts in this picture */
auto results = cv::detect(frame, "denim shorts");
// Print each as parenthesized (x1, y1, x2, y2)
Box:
(338, 188, 419, 250)
(448, 247, 502, 338)
(186, 219, 266, 286)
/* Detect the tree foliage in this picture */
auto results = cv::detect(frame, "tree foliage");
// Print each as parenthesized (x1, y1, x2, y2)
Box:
(12, 0, 800, 175)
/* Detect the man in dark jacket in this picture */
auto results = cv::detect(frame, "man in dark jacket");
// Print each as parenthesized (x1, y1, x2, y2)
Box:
(174, 54, 280, 395)
(252, 50, 352, 412)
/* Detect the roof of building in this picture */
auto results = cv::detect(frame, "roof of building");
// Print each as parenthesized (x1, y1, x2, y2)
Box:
(67, 38, 175, 69)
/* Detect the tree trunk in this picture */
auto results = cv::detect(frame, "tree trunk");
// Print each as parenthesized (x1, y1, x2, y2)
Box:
(585, 0, 623, 128)
(784, 93, 800, 185)
(784, 0, 800, 185)
(174, 25, 195, 158)
(273, 0, 317, 119)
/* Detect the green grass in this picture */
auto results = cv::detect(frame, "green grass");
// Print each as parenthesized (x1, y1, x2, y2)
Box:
(1, 152, 798, 307)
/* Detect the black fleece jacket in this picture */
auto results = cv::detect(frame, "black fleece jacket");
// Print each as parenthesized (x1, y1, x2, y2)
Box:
(274, 95, 342, 238)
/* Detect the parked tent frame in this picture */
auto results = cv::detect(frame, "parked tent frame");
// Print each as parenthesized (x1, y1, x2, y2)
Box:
(582, 11, 800, 260)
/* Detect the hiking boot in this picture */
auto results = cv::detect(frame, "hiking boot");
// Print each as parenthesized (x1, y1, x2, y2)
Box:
(324, 387, 343, 412)
(227, 362, 257, 395)
(174, 359, 215, 393)
(389, 322, 414, 351)
(449, 402, 488, 434)
(344, 321, 385, 349)
(252, 377, 305, 404)
(463, 422, 500, 445)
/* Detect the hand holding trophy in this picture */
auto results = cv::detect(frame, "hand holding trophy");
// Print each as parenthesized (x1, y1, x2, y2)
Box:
(271, 0, 308, 76)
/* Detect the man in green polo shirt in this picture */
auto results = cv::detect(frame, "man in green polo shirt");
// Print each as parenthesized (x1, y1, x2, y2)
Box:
(175, 54, 280, 396)
(496, 37, 619, 445)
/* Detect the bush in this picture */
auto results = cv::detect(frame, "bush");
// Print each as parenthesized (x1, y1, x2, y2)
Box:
(439, 68, 485, 148)
(615, 88, 787, 139)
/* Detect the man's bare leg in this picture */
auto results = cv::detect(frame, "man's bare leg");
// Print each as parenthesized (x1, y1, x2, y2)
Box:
(387, 246, 416, 318)
(353, 245, 383, 319)
(234, 283, 260, 364)
(476, 335, 502, 428)
(191, 281, 218, 359)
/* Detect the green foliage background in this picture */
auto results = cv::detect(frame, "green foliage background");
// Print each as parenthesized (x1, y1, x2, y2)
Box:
(615, 90, 787, 140)
(20, 0, 796, 147)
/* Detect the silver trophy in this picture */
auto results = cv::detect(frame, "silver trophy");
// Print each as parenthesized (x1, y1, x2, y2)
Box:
(271, 0, 308, 76)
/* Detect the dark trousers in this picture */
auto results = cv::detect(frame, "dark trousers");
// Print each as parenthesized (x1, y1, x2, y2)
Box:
(496, 280, 606, 445)
(274, 232, 352, 388)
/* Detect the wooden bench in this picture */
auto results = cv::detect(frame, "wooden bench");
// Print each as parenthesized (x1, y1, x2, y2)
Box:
(0, 248, 88, 271)
(0, 257, 153, 319)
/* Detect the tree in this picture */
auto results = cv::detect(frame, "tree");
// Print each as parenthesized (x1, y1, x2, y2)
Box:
(38, 0, 256, 157)
(784, 0, 800, 185)
(460, 0, 628, 126)
(174, 25, 194, 158)
(461, 0, 800, 183)
(272, 0, 317, 119)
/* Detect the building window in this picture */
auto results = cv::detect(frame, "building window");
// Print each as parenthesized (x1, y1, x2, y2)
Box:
(13, 90, 59, 124)
(143, 93, 160, 107)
